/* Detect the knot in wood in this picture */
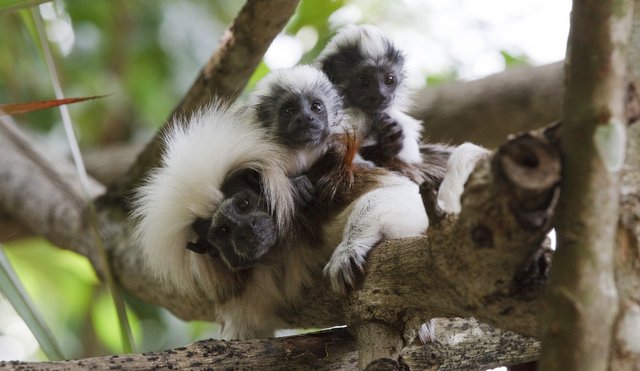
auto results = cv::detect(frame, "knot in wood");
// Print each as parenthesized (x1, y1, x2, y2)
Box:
(471, 224, 494, 248)
(364, 357, 408, 371)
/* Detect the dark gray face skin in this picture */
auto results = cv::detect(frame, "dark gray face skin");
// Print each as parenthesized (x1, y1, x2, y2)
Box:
(276, 94, 331, 149)
(320, 41, 405, 114)
(256, 86, 333, 150)
(186, 169, 277, 271)
(343, 65, 398, 114)
(208, 188, 276, 270)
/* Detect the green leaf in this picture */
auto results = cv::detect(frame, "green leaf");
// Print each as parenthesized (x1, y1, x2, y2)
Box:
(500, 50, 530, 68)
(0, 244, 65, 360)
(91, 291, 140, 354)
(0, 0, 52, 14)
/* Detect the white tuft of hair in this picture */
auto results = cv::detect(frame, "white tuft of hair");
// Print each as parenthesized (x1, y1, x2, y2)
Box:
(131, 103, 294, 297)
(315, 24, 390, 65)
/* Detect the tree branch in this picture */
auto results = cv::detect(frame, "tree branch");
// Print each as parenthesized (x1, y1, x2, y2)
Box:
(539, 0, 633, 369)
(105, 0, 301, 206)
(411, 62, 564, 148)
(0, 318, 539, 371)
(609, 1, 640, 368)
(0, 110, 561, 336)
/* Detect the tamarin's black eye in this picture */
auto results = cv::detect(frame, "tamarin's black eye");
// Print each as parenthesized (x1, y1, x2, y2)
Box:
(238, 198, 250, 210)
(359, 76, 369, 87)
(384, 74, 395, 86)
(311, 101, 323, 112)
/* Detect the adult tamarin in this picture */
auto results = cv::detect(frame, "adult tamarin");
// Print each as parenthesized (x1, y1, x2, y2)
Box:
(132, 100, 428, 339)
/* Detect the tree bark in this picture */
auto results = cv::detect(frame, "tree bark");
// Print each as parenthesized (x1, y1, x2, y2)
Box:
(0, 318, 539, 371)
(105, 0, 301, 206)
(412, 62, 564, 148)
(609, 0, 640, 368)
(539, 0, 632, 369)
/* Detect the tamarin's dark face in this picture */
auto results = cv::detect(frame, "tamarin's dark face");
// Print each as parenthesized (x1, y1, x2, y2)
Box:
(275, 93, 331, 149)
(187, 169, 277, 271)
(320, 42, 405, 114)
(343, 65, 398, 113)
(253, 66, 341, 151)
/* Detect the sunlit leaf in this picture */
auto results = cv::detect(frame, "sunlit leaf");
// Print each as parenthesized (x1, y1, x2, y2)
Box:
(0, 95, 109, 115)
(501, 50, 531, 68)
(91, 291, 140, 354)
(0, 0, 52, 14)
(287, 0, 345, 63)
(0, 244, 65, 360)
(245, 62, 271, 92)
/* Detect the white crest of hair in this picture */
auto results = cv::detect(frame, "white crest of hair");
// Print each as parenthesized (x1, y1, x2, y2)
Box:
(131, 103, 295, 297)
(315, 24, 390, 67)
(437, 142, 491, 213)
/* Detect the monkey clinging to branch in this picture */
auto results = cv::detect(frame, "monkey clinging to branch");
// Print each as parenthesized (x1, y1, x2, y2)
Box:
(132, 91, 428, 339)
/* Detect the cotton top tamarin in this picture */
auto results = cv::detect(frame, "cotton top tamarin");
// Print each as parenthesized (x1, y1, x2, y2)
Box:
(315, 24, 423, 168)
(132, 100, 428, 340)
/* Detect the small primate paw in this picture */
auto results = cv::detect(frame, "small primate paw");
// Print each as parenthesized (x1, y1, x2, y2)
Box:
(374, 113, 404, 156)
(322, 242, 368, 295)
(360, 113, 404, 163)
(186, 218, 218, 256)
(291, 174, 315, 207)
(186, 240, 210, 254)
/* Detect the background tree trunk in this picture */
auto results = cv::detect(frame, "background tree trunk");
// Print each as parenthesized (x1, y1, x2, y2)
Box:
(539, 0, 632, 369)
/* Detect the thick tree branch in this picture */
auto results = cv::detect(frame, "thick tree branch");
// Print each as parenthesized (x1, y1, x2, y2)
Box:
(0, 115, 103, 263)
(1, 109, 561, 335)
(105, 0, 301, 205)
(539, 0, 632, 369)
(412, 62, 564, 148)
(610, 1, 640, 368)
(0, 318, 539, 371)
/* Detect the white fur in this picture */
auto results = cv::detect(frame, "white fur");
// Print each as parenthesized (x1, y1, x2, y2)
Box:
(131, 104, 295, 298)
(323, 173, 428, 294)
(437, 142, 490, 213)
(133, 73, 431, 340)
(315, 25, 390, 67)
(389, 108, 423, 164)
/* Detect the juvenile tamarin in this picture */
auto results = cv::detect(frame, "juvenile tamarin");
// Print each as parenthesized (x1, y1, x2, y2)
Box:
(314, 24, 460, 223)
(315, 25, 424, 170)
(316, 26, 490, 341)
(132, 98, 428, 339)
